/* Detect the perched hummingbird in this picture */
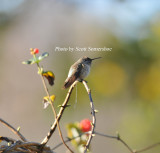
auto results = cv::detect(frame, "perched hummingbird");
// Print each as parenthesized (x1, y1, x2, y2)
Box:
(63, 56, 101, 89)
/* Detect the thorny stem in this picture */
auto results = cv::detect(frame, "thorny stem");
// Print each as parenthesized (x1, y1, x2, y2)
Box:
(53, 131, 160, 153)
(82, 80, 96, 153)
(36, 62, 73, 153)
(41, 80, 78, 147)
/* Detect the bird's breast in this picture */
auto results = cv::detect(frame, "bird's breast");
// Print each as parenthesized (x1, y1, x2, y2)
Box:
(80, 64, 90, 79)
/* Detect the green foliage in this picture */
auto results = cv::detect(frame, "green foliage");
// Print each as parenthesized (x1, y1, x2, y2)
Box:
(22, 52, 49, 65)
(66, 122, 89, 153)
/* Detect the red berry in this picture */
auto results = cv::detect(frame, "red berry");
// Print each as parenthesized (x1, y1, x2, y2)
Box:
(80, 119, 91, 132)
(34, 48, 39, 54)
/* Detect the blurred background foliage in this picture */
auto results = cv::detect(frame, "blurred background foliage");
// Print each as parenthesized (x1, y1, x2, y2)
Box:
(0, 0, 160, 152)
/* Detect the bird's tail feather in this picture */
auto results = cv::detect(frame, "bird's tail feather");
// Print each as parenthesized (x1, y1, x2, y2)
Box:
(62, 76, 76, 89)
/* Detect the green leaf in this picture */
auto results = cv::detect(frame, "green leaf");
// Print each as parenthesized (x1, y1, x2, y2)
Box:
(94, 109, 99, 113)
(38, 52, 49, 61)
(38, 67, 43, 74)
(91, 122, 94, 126)
(66, 104, 71, 107)
(17, 126, 21, 132)
(22, 52, 49, 65)
(22, 58, 37, 65)
(58, 105, 63, 108)
(8, 142, 11, 146)
(116, 131, 120, 139)
(57, 104, 71, 108)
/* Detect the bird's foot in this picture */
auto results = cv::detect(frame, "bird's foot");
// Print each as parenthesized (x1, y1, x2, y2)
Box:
(78, 79, 83, 82)
(83, 80, 88, 83)
(79, 79, 88, 83)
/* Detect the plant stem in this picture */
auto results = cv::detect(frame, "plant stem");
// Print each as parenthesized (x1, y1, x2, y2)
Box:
(0, 118, 27, 142)
(41, 80, 78, 148)
(36, 63, 73, 153)
(82, 80, 96, 153)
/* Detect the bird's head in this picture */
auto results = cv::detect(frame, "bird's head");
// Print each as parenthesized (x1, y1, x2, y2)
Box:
(81, 56, 101, 65)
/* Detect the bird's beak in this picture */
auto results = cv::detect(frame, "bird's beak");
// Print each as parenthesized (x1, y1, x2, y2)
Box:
(91, 57, 102, 60)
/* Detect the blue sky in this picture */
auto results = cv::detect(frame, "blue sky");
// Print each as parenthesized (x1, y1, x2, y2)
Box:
(1, 0, 160, 22)
(1, 0, 160, 39)
(0, 0, 24, 12)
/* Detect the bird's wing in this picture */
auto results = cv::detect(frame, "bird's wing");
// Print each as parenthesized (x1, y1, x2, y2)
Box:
(72, 62, 83, 79)
(63, 63, 83, 89)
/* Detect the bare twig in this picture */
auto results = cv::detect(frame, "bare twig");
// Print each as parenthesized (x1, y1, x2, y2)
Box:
(135, 142, 160, 153)
(0, 118, 27, 142)
(0, 136, 16, 143)
(53, 130, 160, 153)
(36, 63, 73, 153)
(95, 132, 160, 153)
(3, 141, 39, 153)
(41, 80, 78, 146)
(52, 132, 88, 150)
(1, 141, 52, 153)
(95, 132, 133, 153)
(53, 131, 132, 152)
(82, 80, 96, 153)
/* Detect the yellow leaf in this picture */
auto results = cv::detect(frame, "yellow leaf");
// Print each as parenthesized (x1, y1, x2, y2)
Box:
(42, 71, 55, 86)
(50, 95, 56, 102)
(43, 95, 56, 109)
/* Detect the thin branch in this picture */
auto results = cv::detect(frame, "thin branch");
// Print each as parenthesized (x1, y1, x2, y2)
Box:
(52, 132, 88, 150)
(2, 141, 52, 153)
(53, 131, 133, 152)
(135, 142, 160, 153)
(0, 118, 27, 142)
(82, 80, 96, 153)
(36, 63, 73, 153)
(0, 136, 16, 143)
(41, 80, 78, 146)
(52, 130, 160, 153)
(3, 141, 39, 153)
(95, 132, 133, 153)
(95, 132, 160, 153)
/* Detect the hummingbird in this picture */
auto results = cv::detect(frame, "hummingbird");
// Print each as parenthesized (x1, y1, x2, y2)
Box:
(63, 56, 101, 89)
